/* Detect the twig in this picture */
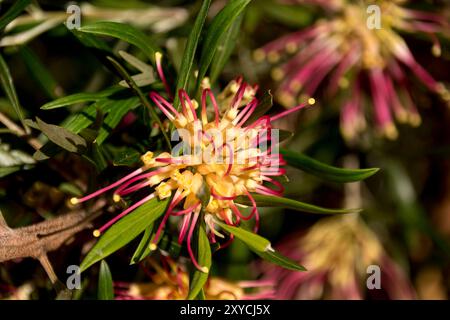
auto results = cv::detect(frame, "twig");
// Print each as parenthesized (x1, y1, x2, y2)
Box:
(0, 111, 42, 150)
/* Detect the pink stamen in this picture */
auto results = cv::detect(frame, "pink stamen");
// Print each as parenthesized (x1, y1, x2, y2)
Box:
(179, 89, 198, 121)
(231, 81, 247, 109)
(201, 89, 220, 126)
(270, 102, 309, 122)
(149, 92, 179, 119)
(178, 212, 192, 244)
(97, 193, 156, 234)
(155, 54, 173, 100)
(186, 210, 205, 272)
(75, 168, 143, 203)
(235, 98, 259, 127)
(171, 202, 200, 216)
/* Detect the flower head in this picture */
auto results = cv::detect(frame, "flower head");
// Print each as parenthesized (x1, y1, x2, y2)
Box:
(255, 0, 449, 140)
(71, 53, 314, 272)
(261, 216, 416, 299)
(114, 257, 274, 300)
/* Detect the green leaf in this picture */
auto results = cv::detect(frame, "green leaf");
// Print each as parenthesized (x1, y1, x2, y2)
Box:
(255, 250, 306, 271)
(0, 0, 31, 31)
(209, 13, 243, 84)
(35, 117, 87, 154)
(0, 53, 26, 127)
(196, 0, 251, 91)
(280, 148, 380, 183)
(106, 56, 171, 148)
(215, 221, 271, 252)
(173, 0, 211, 110)
(113, 148, 141, 166)
(98, 260, 114, 300)
(80, 197, 169, 272)
(235, 194, 360, 214)
(130, 225, 154, 265)
(187, 222, 211, 300)
(19, 46, 62, 100)
(63, 96, 140, 145)
(41, 86, 122, 110)
(78, 22, 158, 64)
(215, 221, 305, 271)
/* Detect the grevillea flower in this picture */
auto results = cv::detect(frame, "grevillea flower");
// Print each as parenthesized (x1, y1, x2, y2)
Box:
(70, 53, 315, 273)
(114, 257, 274, 300)
(261, 216, 416, 299)
(254, 0, 450, 140)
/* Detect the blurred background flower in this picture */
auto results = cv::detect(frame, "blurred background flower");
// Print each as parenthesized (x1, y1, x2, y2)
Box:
(254, 0, 449, 140)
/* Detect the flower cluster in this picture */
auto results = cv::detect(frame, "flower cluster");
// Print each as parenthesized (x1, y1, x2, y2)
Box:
(71, 54, 314, 272)
(114, 257, 274, 300)
(255, 0, 449, 139)
(261, 216, 416, 299)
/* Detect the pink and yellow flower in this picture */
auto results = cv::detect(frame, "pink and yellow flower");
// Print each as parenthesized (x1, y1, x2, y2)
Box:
(114, 257, 274, 300)
(70, 53, 314, 273)
(255, 0, 449, 139)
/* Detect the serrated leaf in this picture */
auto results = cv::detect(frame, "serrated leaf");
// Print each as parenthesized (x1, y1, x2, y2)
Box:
(235, 194, 360, 214)
(78, 22, 158, 64)
(35, 117, 87, 154)
(80, 197, 169, 272)
(173, 0, 211, 110)
(98, 260, 114, 300)
(0, 0, 31, 31)
(187, 222, 211, 300)
(41, 86, 122, 110)
(118, 50, 155, 88)
(196, 0, 251, 91)
(0, 53, 26, 127)
(130, 225, 154, 265)
(280, 148, 380, 183)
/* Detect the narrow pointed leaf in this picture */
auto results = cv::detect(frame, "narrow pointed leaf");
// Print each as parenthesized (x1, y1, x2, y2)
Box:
(98, 260, 114, 300)
(187, 222, 211, 300)
(41, 86, 122, 110)
(130, 224, 154, 265)
(209, 13, 243, 83)
(280, 148, 379, 183)
(0, 53, 26, 126)
(235, 194, 360, 214)
(196, 0, 251, 90)
(0, 0, 31, 31)
(80, 197, 169, 272)
(215, 221, 271, 252)
(173, 0, 211, 110)
(256, 250, 306, 271)
(78, 22, 158, 64)
(215, 222, 305, 271)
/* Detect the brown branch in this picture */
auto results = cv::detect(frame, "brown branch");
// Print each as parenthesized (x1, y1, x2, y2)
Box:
(0, 200, 104, 283)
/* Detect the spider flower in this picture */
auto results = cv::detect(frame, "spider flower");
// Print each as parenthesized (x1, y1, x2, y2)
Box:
(114, 257, 274, 300)
(255, 0, 449, 140)
(71, 55, 314, 273)
(262, 216, 416, 299)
